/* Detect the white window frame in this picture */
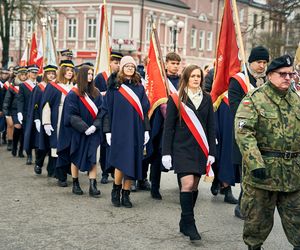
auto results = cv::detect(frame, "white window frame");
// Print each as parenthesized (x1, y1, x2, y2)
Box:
(145, 20, 152, 42)
(207, 31, 213, 51)
(112, 15, 132, 39)
(67, 18, 77, 39)
(199, 30, 205, 51)
(191, 28, 197, 49)
(87, 18, 97, 39)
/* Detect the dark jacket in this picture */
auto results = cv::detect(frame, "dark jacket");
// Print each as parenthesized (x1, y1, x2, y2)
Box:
(162, 92, 216, 175)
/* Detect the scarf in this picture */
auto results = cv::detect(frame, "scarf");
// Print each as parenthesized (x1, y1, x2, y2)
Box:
(247, 64, 266, 87)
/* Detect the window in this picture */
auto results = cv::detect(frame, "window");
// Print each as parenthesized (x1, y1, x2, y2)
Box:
(52, 18, 57, 38)
(261, 16, 265, 30)
(240, 9, 244, 23)
(10, 21, 15, 37)
(253, 14, 258, 28)
(87, 18, 96, 39)
(67, 18, 77, 39)
(145, 21, 152, 42)
(191, 28, 197, 49)
(199, 30, 205, 51)
(27, 20, 32, 33)
(207, 31, 213, 51)
(113, 20, 129, 39)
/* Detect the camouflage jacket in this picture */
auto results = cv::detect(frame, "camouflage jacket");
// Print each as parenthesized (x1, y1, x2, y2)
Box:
(235, 81, 300, 192)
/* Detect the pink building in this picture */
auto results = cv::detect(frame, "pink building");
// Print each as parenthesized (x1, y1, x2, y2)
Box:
(5, 0, 250, 69)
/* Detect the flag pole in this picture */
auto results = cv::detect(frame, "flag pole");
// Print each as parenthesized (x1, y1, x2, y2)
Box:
(231, 0, 250, 88)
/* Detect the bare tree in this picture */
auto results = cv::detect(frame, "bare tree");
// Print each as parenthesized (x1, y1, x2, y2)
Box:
(0, 0, 45, 67)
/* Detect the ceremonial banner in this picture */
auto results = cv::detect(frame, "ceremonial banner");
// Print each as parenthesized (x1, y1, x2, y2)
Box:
(29, 32, 38, 65)
(210, 0, 241, 108)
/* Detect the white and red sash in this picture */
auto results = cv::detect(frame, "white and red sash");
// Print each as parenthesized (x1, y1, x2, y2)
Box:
(23, 81, 35, 92)
(222, 91, 229, 106)
(38, 82, 46, 92)
(72, 87, 98, 120)
(3, 81, 10, 90)
(49, 81, 69, 96)
(171, 93, 214, 177)
(232, 72, 255, 94)
(167, 78, 178, 94)
(9, 85, 19, 94)
(119, 84, 144, 121)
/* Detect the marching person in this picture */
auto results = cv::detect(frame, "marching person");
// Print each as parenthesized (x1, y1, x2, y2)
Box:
(228, 46, 269, 219)
(40, 60, 75, 187)
(57, 65, 102, 197)
(17, 64, 39, 164)
(162, 65, 216, 242)
(94, 51, 123, 184)
(102, 55, 150, 208)
(24, 65, 58, 176)
(2, 66, 27, 157)
(235, 54, 300, 250)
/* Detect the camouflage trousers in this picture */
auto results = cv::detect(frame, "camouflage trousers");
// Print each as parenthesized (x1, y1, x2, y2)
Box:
(241, 184, 300, 248)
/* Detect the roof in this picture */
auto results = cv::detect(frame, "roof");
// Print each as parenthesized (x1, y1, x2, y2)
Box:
(147, 0, 190, 9)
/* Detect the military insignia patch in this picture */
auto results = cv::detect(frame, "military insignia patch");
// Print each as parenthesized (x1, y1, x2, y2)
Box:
(287, 56, 291, 65)
(238, 120, 246, 129)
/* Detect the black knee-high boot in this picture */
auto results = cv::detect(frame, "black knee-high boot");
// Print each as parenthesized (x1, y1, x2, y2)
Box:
(192, 190, 199, 208)
(18, 127, 24, 157)
(12, 128, 21, 156)
(179, 192, 201, 241)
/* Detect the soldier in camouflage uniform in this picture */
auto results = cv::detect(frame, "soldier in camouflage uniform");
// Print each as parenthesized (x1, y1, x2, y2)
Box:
(235, 54, 300, 250)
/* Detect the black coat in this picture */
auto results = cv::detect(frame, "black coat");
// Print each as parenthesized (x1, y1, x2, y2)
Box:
(162, 92, 216, 175)
(228, 71, 262, 165)
(3, 86, 18, 119)
(17, 82, 34, 122)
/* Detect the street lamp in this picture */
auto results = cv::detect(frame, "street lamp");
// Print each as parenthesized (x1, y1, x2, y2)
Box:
(166, 19, 184, 52)
(117, 38, 124, 52)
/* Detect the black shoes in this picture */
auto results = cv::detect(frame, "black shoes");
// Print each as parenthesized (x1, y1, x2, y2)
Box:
(137, 179, 151, 191)
(72, 178, 83, 195)
(34, 165, 42, 175)
(223, 186, 238, 204)
(111, 183, 122, 207)
(58, 180, 68, 187)
(210, 180, 220, 196)
(234, 204, 245, 220)
(151, 189, 162, 200)
(12, 148, 17, 157)
(89, 179, 101, 197)
(26, 155, 32, 165)
(18, 150, 24, 158)
(7, 140, 12, 151)
(121, 189, 132, 208)
(100, 175, 108, 184)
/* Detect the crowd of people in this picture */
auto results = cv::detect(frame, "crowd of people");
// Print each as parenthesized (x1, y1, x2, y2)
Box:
(0, 47, 300, 249)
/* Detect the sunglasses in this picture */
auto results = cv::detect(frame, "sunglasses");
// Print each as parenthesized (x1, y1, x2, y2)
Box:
(274, 71, 296, 78)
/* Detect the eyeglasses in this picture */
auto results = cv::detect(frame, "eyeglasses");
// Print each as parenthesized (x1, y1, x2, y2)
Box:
(124, 65, 135, 69)
(274, 71, 296, 78)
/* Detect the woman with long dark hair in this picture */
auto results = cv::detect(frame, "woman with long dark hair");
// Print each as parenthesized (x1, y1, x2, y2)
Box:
(57, 65, 102, 197)
(162, 64, 216, 242)
(102, 56, 150, 208)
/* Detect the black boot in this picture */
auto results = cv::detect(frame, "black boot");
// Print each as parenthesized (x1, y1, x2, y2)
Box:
(293, 247, 300, 250)
(137, 179, 151, 191)
(150, 159, 162, 200)
(224, 186, 238, 204)
(7, 140, 13, 151)
(12, 147, 17, 157)
(192, 190, 198, 208)
(26, 155, 32, 165)
(72, 178, 83, 195)
(121, 189, 132, 208)
(210, 178, 219, 196)
(111, 183, 122, 207)
(34, 165, 42, 175)
(89, 179, 101, 197)
(248, 246, 261, 250)
(179, 192, 201, 242)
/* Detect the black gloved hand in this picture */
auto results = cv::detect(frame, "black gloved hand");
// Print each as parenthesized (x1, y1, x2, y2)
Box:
(251, 168, 267, 180)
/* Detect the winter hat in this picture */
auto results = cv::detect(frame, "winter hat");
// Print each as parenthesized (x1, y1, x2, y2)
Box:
(266, 54, 293, 75)
(120, 56, 137, 71)
(248, 46, 269, 63)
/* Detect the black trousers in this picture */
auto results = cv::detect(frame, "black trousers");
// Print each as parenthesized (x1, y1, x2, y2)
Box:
(100, 145, 113, 177)
(35, 149, 56, 176)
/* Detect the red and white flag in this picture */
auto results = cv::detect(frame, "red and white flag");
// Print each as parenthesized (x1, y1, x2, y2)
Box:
(210, 0, 241, 108)
(20, 42, 29, 66)
(36, 37, 44, 74)
(95, 3, 111, 80)
(29, 32, 38, 65)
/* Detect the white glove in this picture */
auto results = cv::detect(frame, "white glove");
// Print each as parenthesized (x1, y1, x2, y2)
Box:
(85, 125, 96, 135)
(206, 155, 215, 166)
(17, 112, 23, 124)
(162, 155, 172, 170)
(44, 124, 54, 136)
(144, 131, 150, 145)
(34, 119, 41, 133)
(106, 133, 111, 146)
